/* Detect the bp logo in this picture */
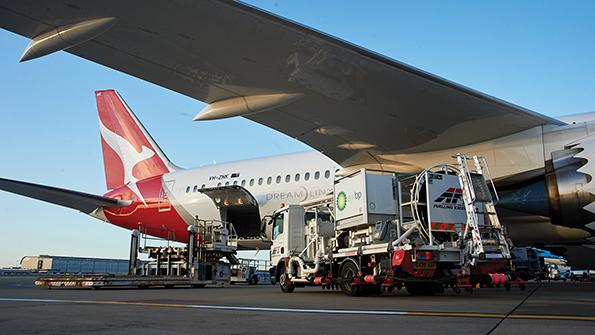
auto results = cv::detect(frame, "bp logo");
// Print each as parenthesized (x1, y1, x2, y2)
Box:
(336, 191, 347, 211)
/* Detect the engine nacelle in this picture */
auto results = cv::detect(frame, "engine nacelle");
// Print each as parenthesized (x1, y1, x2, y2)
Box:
(544, 148, 595, 229)
(497, 147, 595, 235)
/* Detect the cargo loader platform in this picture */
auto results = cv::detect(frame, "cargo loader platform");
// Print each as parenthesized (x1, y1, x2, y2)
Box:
(35, 218, 237, 289)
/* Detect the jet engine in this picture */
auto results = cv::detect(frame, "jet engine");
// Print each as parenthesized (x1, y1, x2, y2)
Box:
(544, 147, 595, 229)
(497, 147, 595, 238)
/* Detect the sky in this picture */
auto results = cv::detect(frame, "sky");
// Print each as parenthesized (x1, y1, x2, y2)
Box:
(1, 1, 594, 266)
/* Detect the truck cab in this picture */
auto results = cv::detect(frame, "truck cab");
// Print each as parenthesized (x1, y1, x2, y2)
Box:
(270, 205, 305, 279)
(270, 204, 334, 282)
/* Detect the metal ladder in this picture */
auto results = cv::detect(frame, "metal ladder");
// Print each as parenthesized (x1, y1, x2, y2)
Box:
(455, 154, 511, 266)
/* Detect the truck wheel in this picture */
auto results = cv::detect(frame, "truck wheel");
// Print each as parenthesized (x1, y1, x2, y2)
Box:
(279, 267, 295, 293)
(249, 275, 259, 285)
(340, 261, 361, 296)
(405, 282, 444, 296)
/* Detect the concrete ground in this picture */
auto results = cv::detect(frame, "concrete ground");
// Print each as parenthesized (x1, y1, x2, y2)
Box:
(0, 276, 594, 334)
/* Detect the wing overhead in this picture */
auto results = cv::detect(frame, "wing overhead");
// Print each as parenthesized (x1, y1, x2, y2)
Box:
(0, 177, 131, 214)
(0, 1, 564, 168)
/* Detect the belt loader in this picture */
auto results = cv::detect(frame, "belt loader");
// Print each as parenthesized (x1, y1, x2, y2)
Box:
(268, 154, 524, 296)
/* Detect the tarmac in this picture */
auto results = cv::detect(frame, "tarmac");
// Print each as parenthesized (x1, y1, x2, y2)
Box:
(0, 276, 594, 334)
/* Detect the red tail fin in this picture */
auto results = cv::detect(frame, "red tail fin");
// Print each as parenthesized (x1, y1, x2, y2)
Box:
(96, 90, 175, 190)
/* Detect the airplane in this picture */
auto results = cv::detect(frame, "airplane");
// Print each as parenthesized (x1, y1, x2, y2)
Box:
(1, 89, 338, 249)
(0, 1, 594, 266)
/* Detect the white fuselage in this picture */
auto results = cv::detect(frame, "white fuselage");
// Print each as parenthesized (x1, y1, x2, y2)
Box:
(166, 151, 338, 222)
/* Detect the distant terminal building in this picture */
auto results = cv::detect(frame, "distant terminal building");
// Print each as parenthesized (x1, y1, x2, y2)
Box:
(20, 255, 129, 274)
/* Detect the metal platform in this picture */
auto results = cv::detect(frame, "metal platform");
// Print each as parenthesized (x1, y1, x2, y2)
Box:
(34, 219, 238, 290)
(34, 275, 226, 289)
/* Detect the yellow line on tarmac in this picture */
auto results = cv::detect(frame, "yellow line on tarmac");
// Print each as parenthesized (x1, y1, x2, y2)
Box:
(407, 311, 508, 319)
(1, 297, 594, 322)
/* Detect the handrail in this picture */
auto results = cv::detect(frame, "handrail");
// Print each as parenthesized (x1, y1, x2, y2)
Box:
(193, 217, 238, 246)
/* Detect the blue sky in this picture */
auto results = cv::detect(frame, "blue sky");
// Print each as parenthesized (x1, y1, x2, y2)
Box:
(1, 1, 594, 266)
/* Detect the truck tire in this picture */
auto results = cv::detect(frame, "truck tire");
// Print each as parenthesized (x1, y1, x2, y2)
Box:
(340, 261, 361, 296)
(249, 275, 259, 285)
(405, 282, 444, 296)
(279, 266, 295, 293)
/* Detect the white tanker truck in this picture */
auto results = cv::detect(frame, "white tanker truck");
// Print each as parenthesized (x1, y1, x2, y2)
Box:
(268, 154, 525, 296)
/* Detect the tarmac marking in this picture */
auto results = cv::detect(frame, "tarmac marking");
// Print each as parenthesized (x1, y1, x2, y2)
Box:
(1, 297, 594, 322)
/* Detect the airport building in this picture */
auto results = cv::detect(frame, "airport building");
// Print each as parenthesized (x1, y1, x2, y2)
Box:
(20, 255, 129, 274)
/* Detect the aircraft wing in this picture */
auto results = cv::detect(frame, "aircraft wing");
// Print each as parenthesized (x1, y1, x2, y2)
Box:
(0, 0, 563, 168)
(0, 177, 131, 214)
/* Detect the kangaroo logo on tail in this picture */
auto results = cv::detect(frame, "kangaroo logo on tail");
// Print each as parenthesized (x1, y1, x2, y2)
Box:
(99, 120, 155, 204)
(96, 90, 176, 204)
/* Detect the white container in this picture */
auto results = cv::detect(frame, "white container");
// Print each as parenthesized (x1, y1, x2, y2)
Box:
(334, 169, 397, 230)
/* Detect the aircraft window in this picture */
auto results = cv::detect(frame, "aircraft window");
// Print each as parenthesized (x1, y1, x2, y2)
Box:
(201, 184, 205, 189)
(241, 180, 246, 187)
(225, 181, 230, 186)
(233, 180, 238, 185)
(285, 174, 290, 183)
(295, 173, 300, 182)
(217, 182, 222, 187)
(305, 172, 310, 181)
(186, 186, 190, 193)
(267, 176, 272, 184)
(314, 171, 320, 180)
(193, 185, 198, 192)
(249, 179, 254, 186)
(276, 176, 281, 184)
(272, 213, 284, 240)
(258, 177, 263, 185)
(325, 170, 331, 178)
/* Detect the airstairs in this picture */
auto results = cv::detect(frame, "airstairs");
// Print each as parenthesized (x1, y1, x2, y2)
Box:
(455, 155, 511, 269)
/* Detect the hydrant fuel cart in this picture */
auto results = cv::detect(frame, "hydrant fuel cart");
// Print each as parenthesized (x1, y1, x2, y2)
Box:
(269, 154, 523, 296)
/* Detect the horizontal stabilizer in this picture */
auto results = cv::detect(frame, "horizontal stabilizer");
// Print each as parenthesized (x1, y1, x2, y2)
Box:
(0, 177, 131, 214)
